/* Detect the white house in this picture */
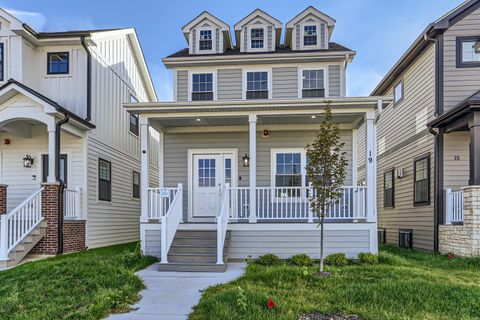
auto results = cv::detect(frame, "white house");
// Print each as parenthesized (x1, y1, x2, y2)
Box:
(126, 7, 391, 272)
(0, 9, 159, 268)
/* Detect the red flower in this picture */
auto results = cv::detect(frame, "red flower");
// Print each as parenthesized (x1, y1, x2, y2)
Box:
(447, 253, 455, 260)
(267, 297, 276, 309)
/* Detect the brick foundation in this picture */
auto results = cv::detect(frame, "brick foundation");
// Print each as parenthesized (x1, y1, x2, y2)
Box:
(439, 186, 480, 257)
(0, 184, 7, 215)
(63, 220, 86, 253)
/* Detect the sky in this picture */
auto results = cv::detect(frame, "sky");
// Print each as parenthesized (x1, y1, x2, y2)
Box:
(0, 0, 464, 101)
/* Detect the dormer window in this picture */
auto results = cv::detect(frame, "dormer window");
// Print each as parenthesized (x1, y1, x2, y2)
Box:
(304, 25, 317, 46)
(199, 30, 213, 51)
(251, 28, 264, 49)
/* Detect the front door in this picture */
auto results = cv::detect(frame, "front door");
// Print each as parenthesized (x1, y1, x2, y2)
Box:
(192, 152, 236, 218)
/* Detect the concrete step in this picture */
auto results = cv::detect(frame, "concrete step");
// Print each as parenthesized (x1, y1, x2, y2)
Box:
(168, 253, 228, 264)
(157, 262, 227, 272)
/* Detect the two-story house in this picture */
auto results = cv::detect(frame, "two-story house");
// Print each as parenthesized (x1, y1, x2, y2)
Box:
(127, 7, 391, 272)
(371, 0, 480, 256)
(0, 9, 159, 268)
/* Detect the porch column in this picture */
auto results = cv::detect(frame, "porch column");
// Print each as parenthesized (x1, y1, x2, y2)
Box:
(365, 111, 377, 223)
(47, 128, 56, 183)
(0, 185, 7, 215)
(140, 115, 150, 223)
(469, 112, 480, 185)
(249, 114, 257, 223)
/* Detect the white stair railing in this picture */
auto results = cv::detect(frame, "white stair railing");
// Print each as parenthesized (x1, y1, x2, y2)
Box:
(160, 183, 183, 264)
(445, 188, 464, 224)
(64, 188, 81, 219)
(217, 183, 230, 265)
(0, 188, 44, 261)
(148, 187, 179, 220)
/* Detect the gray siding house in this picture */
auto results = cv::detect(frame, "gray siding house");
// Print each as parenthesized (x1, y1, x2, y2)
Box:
(371, 0, 480, 256)
(127, 7, 390, 271)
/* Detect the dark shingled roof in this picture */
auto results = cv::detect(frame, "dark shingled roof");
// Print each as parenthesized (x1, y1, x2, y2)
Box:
(166, 42, 354, 58)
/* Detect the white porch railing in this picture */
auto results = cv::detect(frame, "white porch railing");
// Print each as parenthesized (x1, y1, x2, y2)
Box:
(0, 188, 44, 261)
(446, 189, 464, 224)
(216, 183, 230, 265)
(64, 188, 81, 219)
(229, 186, 367, 221)
(148, 187, 179, 220)
(160, 184, 183, 264)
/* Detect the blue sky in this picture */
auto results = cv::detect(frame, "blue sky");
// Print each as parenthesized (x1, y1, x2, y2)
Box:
(1, 0, 463, 100)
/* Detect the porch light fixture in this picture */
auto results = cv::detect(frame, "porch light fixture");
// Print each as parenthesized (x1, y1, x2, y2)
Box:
(196, 118, 201, 122)
(23, 155, 34, 168)
(242, 154, 250, 167)
(311, 115, 317, 119)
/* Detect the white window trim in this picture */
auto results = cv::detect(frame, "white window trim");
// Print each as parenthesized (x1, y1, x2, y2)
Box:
(394, 79, 404, 105)
(0, 40, 7, 83)
(270, 148, 307, 199)
(242, 68, 272, 100)
(188, 69, 217, 102)
(196, 27, 216, 54)
(246, 25, 267, 52)
(298, 67, 329, 98)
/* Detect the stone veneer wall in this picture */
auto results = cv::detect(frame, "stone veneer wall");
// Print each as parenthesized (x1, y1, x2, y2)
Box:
(439, 186, 480, 256)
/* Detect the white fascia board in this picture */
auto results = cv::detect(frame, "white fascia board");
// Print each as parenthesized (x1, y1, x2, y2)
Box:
(182, 11, 230, 33)
(286, 6, 336, 29)
(234, 9, 282, 31)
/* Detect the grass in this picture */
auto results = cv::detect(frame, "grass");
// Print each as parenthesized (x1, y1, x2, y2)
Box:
(190, 245, 480, 320)
(0, 242, 157, 320)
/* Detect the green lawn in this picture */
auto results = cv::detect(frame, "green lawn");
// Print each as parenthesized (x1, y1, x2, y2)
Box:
(0, 242, 156, 320)
(190, 245, 480, 320)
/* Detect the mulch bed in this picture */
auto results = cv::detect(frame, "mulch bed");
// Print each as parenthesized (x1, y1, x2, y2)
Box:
(299, 314, 362, 320)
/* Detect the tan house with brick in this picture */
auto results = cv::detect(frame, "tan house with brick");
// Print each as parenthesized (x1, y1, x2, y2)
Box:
(370, 0, 480, 256)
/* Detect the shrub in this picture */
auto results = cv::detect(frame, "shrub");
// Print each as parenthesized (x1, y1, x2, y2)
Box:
(289, 254, 313, 266)
(325, 253, 348, 267)
(257, 254, 281, 266)
(358, 252, 379, 265)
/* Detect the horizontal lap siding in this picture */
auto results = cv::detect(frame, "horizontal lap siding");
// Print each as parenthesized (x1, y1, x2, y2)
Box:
(218, 69, 242, 100)
(443, 7, 480, 111)
(376, 44, 436, 251)
(328, 65, 341, 98)
(444, 132, 469, 191)
(272, 67, 298, 99)
(144, 228, 161, 258)
(176, 70, 188, 101)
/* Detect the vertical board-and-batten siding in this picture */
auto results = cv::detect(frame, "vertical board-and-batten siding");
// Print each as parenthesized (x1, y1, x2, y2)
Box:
(176, 70, 188, 101)
(328, 65, 341, 98)
(272, 67, 298, 99)
(443, 6, 480, 112)
(218, 69, 242, 100)
(376, 44, 436, 251)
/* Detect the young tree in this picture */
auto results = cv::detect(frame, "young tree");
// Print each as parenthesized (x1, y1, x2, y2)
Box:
(305, 106, 347, 274)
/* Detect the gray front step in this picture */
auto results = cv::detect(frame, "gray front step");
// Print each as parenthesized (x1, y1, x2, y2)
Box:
(158, 262, 227, 272)
(1, 222, 46, 269)
(168, 253, 228, 264)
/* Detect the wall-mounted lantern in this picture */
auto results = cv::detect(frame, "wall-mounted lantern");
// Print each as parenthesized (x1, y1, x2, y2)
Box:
(23, 155, 34, 168)
(242, 154, 250, 168)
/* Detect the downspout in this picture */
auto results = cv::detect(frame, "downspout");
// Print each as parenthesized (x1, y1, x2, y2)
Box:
(55, 115, 70, 255)
(80, 36, 92, 122)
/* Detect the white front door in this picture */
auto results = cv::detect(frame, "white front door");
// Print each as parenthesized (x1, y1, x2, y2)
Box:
(192, 152, 236, 218)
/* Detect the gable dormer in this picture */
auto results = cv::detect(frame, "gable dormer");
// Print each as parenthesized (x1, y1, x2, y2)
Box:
(285, 6, 336, 51)
(182, 11, 232, 55)
(234, 9, 282, 53)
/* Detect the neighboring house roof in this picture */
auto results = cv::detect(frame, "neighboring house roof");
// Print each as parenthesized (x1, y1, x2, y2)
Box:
(0, 79, 96, 129)
(371, 0, 480, 96)
(427, 89, 480, 128)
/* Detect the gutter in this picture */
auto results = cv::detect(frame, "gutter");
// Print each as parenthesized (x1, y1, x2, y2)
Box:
(55, 115, 70, 255)
(80, 36, 92, 122)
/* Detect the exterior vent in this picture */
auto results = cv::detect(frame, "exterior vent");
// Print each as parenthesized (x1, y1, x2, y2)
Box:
(378, 228, 386, 244)
(399, 229, 413, 249)
(395, 168, 405, 178)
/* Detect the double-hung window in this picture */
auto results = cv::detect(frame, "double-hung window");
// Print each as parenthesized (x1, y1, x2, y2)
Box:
(192, 73, 213, 101)
(251, 28, 264, 49)
(304, 25, 317, 46)
(199, 30, 212, 51)
(47, 52, 69, 75)
(302, 70, 325, 98)
(273, 151, 304, 197)
(384, 169, 394, 208)
(457, 36, 480, 67)
(98, 159, 112, 202)
(129, 95, 139, 135)
(414, 155, 430, 206)
(394, 80, 404, 105)
(0, 43, 4, 81)
(246, 71, 268, 99)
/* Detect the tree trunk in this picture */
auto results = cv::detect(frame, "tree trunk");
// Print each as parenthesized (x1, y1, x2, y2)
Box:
(319, 207, 325, 273)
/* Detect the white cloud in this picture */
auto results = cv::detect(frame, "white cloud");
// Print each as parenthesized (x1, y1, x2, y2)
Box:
(347, 70, 384, 97)
(5, 8, 46, 30)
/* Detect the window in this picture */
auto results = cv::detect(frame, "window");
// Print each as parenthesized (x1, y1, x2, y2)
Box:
(394, 80, 403, 105)
(457, 36, 480, 67)
(0, 43, 4, 81)
(414, 155, 430, 205)
(199, 30, 212, 51)
(302, 70, 325, 98)
(129, 95, 139, 135)
(98, 159, 112, 201)
(251, 28, 264, 49)
(192, 73, 213, 101)
(274, 152, 304, 197)
(246, 71, 268, 99)
(133, 171, 140, 199)
(384, 169, 394, 208)
(399, 229, 413, 249)
(304, 25, 317, 46)
(47, 52, 69, 74)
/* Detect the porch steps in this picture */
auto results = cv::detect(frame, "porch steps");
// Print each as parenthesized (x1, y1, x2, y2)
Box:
(0, 221, 46, 269)
(158, 230, 231, 272)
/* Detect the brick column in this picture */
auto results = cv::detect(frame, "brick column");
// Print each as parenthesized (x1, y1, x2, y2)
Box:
(32, 183, 62, 255)
(63, 220, 86, 253)
(0, 185, 7, 215)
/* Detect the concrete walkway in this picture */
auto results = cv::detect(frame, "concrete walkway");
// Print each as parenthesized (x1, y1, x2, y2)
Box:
(107, 263, 246, 320)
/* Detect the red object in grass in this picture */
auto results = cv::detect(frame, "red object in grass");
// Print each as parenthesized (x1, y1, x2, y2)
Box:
(267, 297, 276, 309)
(447, 253, 455, 260)
(4, 139, 10, 145)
